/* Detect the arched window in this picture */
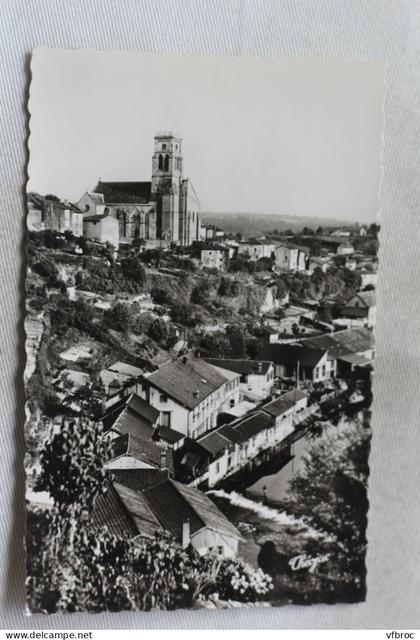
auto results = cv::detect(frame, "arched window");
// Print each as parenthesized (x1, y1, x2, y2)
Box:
(162, 143, 167, 150)
(158, 154, 163, 170)
(164, 154, 169, 171)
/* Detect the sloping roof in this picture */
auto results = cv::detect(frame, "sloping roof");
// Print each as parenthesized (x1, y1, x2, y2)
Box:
(111, 468, 169, 492)
(113, 482, 161, 538)
(205, 358, 272, 376)
(146, 355, 228, 410)
(197, 431, 231, 456)
(175, 482, 242, 539)
(232, 411, 273, 440)
(217, 423, 249, 444)
(87, 192, 105, 205)
(257, 344, 326, 368)
(156, 425, 185, 444)
(302, 327, 374, 357)
(126, 394, 159, 424)
(332, 327, 374, 352)
(344, 291, 376, 308)
(109, 362, 145, 377)
(142, 480, 242, 541)
(93, 181, 152, 205)
(261, 389, 307, 418)
(110, 433, 174, 475)
(93, 483, 139, 538)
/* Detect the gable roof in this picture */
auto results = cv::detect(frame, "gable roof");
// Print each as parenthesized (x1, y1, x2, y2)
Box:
(196, 431, 231, 457)
(110, 433, 174, 475)
(93, 181, 152, 205)
(142, 480, 242, 540)
(257, 344, 326, 368)
(146, 355, 228, 410)
(302, 327, 374, 358)
(205, 358, 272, 376)
(261, 389, 307, 418)
(93, 483, 139, 538)
(344, 291, 376, 308)
(86, 192, 105, 205)
(113, 482, 161, 538)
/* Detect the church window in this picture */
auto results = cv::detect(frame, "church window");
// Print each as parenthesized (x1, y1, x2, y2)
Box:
(164, 154, 169, 171)
(162, 143, 167, 150)
(158, 154, 163, 170)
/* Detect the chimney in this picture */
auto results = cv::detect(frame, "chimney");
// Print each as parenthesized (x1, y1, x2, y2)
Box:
(182, 519, 191, 548)
(160, 449, 167, 469)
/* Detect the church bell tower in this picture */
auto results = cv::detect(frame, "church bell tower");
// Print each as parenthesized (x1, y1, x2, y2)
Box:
(151, 132, 183, 243)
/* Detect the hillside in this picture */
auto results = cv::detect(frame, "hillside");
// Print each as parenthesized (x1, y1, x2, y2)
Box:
(201, 212, 357, 237)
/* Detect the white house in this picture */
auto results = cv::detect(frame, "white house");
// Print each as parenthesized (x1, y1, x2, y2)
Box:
(275, 244, 307, 272)
(83, 212, 120, 247)
(261, 389, 308, 443)
(139, 354, 241, 439)
(337, 243, 354, 256)
(238, 238, 276, 261)
(200, 246, 229, 271)
(108, 476, 243, 558)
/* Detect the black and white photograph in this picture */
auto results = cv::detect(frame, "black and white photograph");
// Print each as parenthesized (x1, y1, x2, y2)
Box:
(24, 49, 384, 613)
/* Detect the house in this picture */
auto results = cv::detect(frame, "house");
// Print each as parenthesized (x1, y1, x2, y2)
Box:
(238, 238, 276, 261)
(337, 243, 354, 256)
(274, 244, 307, 272)
(96, 473, 242, 557)
(256, 343, 336, 382)
(302, 327, 374, 376)
(27, 193, 84, 236)
(307, 256, 330, 274)
(102, 393, 160, 440)
(261, 389, 308, 443)
(341, 291, 376, 327)
(100, 361, 145, 405)
(200, 246, 229, 271)
(83, 212, 120, 247)
(139, 354, 241, 439)
(205, 358, 275, 401)
(105, 433, 174, 476)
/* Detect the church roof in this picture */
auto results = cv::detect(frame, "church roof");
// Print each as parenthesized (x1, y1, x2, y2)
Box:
(93, 181, 152, 205)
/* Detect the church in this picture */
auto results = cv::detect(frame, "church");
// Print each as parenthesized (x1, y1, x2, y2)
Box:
(78, 132, 201, 247)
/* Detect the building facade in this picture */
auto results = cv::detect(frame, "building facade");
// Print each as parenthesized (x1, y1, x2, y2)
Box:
(79, 132, 200, 247)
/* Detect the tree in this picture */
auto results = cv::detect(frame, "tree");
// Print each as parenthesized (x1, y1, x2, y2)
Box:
(37, 417, 110, 510)
(32, 259, 60, 287)
(316, 226, 324, 235)
(104, 302, 131, 332)
(287, 419, 371, 602)
(121, 257, 147, 286)
(148, 318, 169, 345)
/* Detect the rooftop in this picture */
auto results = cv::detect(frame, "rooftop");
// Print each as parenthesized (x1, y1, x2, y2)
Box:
(231, 410, 274, 440)
(146, 355, 229, 410)
(93, 181, 152, 205)
(262, 389, 307, 418)
(257, 344, 326, 368)
(109, 433, 174, 475)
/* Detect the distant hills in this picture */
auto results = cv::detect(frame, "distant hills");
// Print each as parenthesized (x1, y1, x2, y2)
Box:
(201, 212, 358, 237)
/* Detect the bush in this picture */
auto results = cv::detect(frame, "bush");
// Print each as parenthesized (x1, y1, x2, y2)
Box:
(32, 259, 60, 287)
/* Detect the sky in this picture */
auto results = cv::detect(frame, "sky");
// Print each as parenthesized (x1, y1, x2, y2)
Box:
(28, 49, 385, 223)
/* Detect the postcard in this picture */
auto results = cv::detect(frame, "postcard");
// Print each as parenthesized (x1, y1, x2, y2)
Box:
(25, 49, 384, 612)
